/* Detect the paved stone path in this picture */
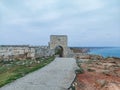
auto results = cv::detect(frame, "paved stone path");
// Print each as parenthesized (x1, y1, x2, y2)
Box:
(0, 58, 78, 90)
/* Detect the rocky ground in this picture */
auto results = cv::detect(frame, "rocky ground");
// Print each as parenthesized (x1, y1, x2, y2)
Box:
(75, 57, 120, 90)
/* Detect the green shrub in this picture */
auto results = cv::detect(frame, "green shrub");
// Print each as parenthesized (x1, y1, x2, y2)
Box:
(75, 68, 84, 74)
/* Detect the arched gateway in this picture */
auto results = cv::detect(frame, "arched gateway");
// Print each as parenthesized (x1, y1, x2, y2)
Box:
(49, 35, 68, 57)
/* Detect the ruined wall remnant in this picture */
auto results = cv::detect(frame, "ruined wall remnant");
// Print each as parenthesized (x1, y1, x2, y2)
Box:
(0, 35, 73, 60)
(35, 46, 54, 58)
(49, 35, 68, 57)
(0, 45, 35, 60)
(0, 45, 55, 60)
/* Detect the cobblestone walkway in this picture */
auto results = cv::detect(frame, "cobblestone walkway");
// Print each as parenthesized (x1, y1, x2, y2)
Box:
(0, 58, 77, 90)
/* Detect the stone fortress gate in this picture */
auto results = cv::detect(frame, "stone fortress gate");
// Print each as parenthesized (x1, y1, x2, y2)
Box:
(49, 35, 68, 57)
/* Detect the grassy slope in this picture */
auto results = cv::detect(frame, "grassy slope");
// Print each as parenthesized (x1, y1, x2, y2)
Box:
(0, 56, 55, 87)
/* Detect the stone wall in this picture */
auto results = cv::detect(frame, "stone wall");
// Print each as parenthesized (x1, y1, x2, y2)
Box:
(0, 45, 55, 60)
(35, 46, 54, 58)
(0, 35, 72, 60)
(0, 45, 35, 60)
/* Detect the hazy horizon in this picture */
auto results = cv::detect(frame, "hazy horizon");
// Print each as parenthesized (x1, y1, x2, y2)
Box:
(0, 0, 120, 47)
(0, 44, 120, 48)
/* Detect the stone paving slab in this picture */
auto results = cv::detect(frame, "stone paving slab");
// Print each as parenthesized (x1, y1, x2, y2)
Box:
(0, 58, 77, 90)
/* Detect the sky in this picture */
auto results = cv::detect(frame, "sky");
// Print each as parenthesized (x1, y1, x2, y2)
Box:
(0, 0, 120, 47)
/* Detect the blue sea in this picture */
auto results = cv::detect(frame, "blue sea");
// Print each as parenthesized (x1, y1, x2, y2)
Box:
(89, 47, 120, 58)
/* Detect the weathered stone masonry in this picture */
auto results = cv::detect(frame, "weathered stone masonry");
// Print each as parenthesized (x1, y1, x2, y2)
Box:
(0, 35, 74, 60)
(49, 35, 68, 57)
(0, 45, 35, 60)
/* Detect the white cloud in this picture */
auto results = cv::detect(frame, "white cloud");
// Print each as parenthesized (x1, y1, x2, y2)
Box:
(0, 2, 22, 25)
(0, 0, 62, 26)
(24, 0, 58, 12)
(0, 0, 120, 46)
(38, 11, 62, 22)
(4, 11, 62, 26)
(74, 0, 104, 12)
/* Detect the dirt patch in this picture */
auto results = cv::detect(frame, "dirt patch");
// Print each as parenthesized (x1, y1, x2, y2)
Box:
(76, 58, 120, 90)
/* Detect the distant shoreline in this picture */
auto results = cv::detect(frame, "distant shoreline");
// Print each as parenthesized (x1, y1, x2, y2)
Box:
(71, 47, 120, 58)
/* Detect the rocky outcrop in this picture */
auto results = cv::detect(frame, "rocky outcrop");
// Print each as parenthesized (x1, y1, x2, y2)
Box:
(75, 53, 103, 60)
(70, 47, 90, 53)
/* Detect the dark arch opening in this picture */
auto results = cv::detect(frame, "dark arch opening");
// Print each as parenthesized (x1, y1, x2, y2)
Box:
(55, 46, 63, 57)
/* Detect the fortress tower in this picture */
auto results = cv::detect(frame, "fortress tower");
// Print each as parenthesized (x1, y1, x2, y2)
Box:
(49, 35, 68, 57)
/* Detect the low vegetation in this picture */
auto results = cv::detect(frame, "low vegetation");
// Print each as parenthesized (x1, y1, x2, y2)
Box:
(0, 56, 55, 87)
(75, 63, 84, 74)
